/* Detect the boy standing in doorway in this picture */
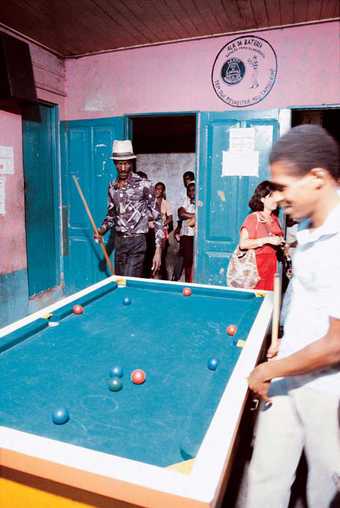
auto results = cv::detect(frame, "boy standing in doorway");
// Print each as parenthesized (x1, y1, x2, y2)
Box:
(246, 125, 340, 508)
(172, 171, 195, 280)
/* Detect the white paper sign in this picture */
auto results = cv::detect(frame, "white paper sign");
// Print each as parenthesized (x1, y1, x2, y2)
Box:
(222, 150, 259, 177)
(0, 176, 6, 214)
(229, 128, 255, 151)
(0, 145, 14, 174)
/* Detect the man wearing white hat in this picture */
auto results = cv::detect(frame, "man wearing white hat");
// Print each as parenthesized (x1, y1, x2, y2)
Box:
(95, 140, 162, 277)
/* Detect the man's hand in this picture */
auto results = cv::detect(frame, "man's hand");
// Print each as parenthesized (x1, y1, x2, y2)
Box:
(248, 363, 272, 403)
(94, 227, 105, 242)
(174, 225, 181, 242)
(152, 247, 161, 274)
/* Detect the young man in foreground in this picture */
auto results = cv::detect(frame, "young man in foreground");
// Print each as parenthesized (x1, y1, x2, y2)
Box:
(246, 124, 340, 508)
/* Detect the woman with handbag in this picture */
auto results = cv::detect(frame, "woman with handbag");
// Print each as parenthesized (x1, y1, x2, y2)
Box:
(238, 180, 284, 290)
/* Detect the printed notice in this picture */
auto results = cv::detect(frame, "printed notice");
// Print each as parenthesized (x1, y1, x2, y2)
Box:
(0, 176, 5, 214)
(222, 150, 259, 177)
(0, 145, 14, 174)
(229, 128, 255, 151)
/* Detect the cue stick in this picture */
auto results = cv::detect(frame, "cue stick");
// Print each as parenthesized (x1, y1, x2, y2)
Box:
(270, 272, 281, 354)
(72, 175, 115, 276)
(250, 276, 281, 410)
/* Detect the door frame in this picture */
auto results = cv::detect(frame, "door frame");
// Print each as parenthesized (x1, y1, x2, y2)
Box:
(127, 111, 199, 277)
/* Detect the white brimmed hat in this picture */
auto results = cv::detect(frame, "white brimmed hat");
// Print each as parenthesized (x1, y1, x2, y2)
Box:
(110, 140, 136, 160)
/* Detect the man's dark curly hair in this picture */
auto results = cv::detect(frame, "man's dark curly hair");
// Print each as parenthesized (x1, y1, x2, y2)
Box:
(269, 124, 339, 179)
(249, 180, 276, 212)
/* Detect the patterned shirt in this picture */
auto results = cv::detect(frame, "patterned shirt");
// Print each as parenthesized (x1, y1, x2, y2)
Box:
(100, 174, 163, 246)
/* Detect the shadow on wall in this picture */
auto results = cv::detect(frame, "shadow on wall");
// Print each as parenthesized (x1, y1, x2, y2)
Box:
(0, 270, 29, 327)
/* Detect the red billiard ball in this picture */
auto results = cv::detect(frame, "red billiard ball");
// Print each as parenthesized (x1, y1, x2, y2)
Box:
(130, 369, 146, 385)
(226, 324, 237, 336)
(182, 287, 192, 297)
(72, 304, 84, 315)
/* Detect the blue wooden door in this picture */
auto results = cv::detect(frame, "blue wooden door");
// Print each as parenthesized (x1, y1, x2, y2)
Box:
(61, 118, 125, 294)
(195, 110, 283, 286)
(23, 103, 59, 296)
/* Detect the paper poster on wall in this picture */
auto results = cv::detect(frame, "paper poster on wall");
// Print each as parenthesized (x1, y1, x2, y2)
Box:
(0, 176, 5, 214)
(229, 127, 256, 151)
(0, 145, 14, 174)
(222, 150, 259, 177)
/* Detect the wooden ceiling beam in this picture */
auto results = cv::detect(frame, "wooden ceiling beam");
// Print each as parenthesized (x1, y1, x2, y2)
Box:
(0, 0, 338, 57)
(263, 0, 281, 26)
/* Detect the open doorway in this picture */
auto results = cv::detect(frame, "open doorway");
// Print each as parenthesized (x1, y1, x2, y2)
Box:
(129, 114, 197, 282)
(282, 107, 340, 292)
(292, 107, 340, 147)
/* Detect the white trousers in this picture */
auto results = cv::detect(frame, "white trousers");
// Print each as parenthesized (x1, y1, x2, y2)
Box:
(245, 379, 340, 508)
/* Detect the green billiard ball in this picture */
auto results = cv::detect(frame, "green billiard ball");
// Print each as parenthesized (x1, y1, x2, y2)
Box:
(108, 377, 123, 392)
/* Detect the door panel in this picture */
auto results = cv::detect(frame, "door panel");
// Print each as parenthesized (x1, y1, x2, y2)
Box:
(61, 118, 125, 294)
(196, 110, 281, 286)
(23, 104, 59, 296)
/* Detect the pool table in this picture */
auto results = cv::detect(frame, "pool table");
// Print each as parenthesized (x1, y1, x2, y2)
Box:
(0, 277, 272, 508)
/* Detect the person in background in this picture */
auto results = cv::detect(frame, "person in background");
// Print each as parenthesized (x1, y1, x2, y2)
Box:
(135, 170, 148, 179)
(246, 125, 340, 508)
(172, 171, 195, 280)
(144, 182, 173, 279)
(94, 140, 162, 277)
(173, 170, 195, 242)
(155, 182, 173, 280)
(176, 181, 195, 282)
(239, 180, 284, 291)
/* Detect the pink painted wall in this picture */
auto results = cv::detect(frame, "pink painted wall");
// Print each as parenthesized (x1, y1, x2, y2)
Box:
(0, 110, 26, 273)
(65, 21, 340, 120)
(0, 35, 65, 276)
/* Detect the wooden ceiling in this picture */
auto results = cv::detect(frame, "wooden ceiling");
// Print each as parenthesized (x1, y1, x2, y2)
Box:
(0, 0, 339, 57)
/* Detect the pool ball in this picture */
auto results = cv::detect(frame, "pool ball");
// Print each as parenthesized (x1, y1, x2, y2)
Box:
(123, 297, 131, 306)
(131, 369, 146, 385)
(108, 377, 123, 392)
(72, 304, 84, 315)
(182, 287, 192, 297)
(207, 358, 219, 371)
(226, 324, 237, 336)
(52, 408, 70, 425)
(109, 366, 124, 378)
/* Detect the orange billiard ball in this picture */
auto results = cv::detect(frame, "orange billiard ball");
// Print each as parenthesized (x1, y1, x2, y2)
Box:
(72, 304, 84, 315)
(130, 369, 146, 385)
(226, 324, 237, 336)
(182, 287, 192, 297)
